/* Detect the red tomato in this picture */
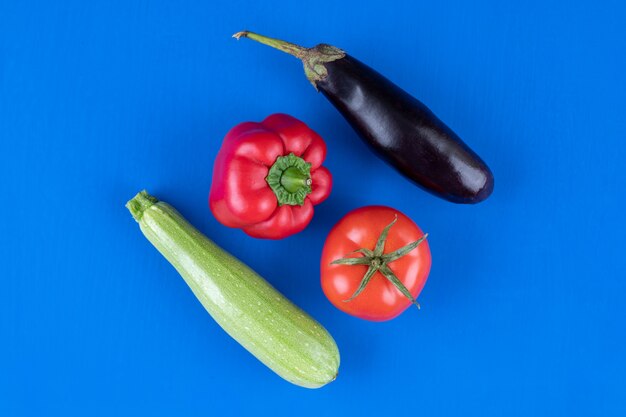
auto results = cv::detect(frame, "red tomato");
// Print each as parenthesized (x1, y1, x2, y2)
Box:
(320, 206, 431, 321)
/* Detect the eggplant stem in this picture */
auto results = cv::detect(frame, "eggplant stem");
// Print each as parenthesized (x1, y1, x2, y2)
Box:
(233, 30, 345, 89)
(233, 31, 307, 59)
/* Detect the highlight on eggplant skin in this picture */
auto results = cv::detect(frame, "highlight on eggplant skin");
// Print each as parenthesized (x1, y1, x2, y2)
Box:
(233, 31, 494, 204)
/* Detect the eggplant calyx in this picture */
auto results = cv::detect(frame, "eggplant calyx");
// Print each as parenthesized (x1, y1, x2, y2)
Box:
(301, 44, 345, 89)
(233, 30, 345, 89)
(330, 216, 428, 308)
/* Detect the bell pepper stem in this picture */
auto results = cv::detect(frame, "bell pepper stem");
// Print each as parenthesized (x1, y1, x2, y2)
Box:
(280, 167, 312, 193)
(266, 153, 313, 206)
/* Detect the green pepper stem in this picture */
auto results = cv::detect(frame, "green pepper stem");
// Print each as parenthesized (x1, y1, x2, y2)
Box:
(266, 153, 313, 206)
(280, 167, 312, 193)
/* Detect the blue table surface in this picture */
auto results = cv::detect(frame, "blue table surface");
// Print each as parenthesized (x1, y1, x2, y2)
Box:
(2, 1, 625, 415)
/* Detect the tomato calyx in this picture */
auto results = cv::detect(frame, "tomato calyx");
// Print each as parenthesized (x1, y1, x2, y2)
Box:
(330, 216, 428, 308)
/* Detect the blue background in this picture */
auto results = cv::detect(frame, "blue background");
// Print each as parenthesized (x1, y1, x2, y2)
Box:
(2, 0, 625, 415)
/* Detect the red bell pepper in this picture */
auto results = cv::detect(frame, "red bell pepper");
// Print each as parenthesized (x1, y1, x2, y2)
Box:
(209, 114, 332, 239)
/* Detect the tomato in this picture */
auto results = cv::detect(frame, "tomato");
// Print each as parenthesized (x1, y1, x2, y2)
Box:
(320, 206, 431, 321)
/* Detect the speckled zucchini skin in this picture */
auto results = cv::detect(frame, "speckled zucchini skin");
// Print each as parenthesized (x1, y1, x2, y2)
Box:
(127, 191, 340, 388)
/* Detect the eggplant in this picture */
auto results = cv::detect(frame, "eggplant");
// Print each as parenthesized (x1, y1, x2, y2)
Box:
(233, 31, 494, 204)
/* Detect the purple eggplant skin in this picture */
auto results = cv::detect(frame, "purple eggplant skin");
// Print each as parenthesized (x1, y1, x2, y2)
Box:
(233, 31, 494, 204)
(317, 55, 494, 203)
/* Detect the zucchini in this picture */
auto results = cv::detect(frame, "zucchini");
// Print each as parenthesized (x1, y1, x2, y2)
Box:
(126, 190, 340, 388)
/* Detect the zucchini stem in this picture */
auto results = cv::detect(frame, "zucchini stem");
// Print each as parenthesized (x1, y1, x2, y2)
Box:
(126, 190, 158, 222)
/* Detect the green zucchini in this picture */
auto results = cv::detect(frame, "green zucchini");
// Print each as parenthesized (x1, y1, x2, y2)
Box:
(126, 190, 340, 388)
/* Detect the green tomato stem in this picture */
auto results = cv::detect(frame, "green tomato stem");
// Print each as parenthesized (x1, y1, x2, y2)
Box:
(330, 217, 428, 307)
